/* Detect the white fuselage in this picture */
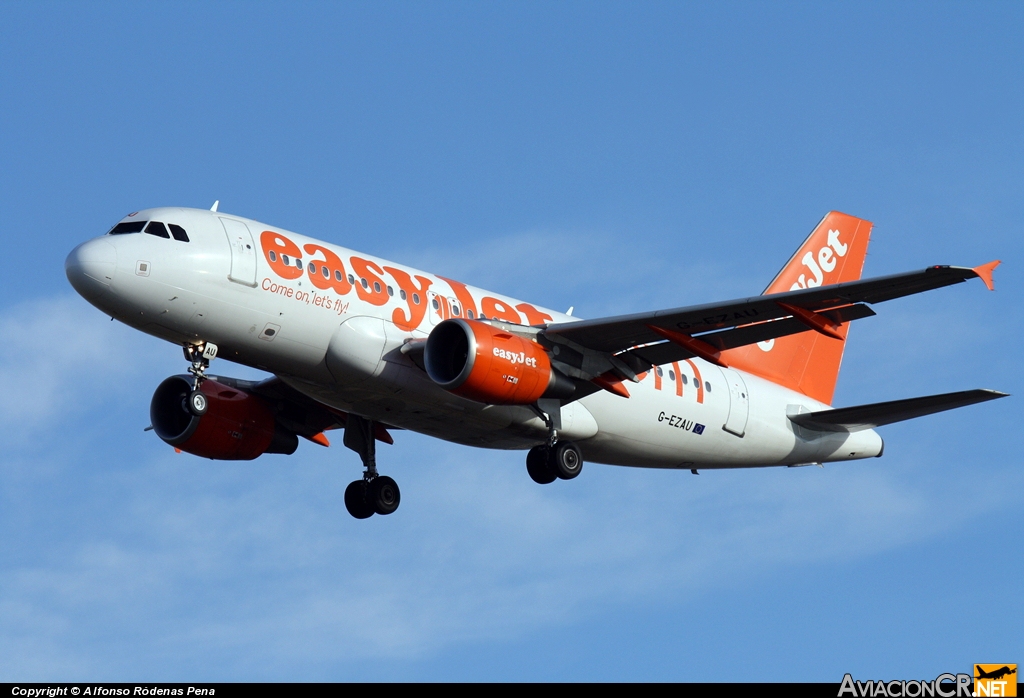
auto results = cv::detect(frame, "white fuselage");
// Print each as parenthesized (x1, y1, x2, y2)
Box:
(66, 207, 883, 469)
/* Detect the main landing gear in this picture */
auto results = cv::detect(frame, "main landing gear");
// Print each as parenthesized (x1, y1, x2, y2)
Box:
(183, 342, 218, 416)
(342, 414, 400, 519)
(526, 399, 583, 484)
(526, 441, 583, 484)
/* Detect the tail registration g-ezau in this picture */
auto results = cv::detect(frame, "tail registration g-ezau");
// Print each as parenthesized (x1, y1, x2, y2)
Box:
(66, 208, 1007, 518)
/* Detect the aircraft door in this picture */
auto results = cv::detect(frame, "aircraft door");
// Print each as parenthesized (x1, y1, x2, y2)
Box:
(720, 367, 750, 437)
(220, 218, 257, 287)
(427, 291, 451, 325)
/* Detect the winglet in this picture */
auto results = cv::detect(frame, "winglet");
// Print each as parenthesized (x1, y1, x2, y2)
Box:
(973, 260, 1000, 291)
(210, 200, 220, 212)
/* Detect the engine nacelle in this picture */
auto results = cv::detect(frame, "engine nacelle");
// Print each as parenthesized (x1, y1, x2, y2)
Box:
(150, 376, 298, 460)
(424, 319, 573, 405)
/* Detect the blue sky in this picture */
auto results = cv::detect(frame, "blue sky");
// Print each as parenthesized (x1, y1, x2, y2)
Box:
(0, 1, 1020, 681)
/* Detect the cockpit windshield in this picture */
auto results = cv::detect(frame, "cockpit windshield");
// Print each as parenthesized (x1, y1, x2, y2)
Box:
(108, 221, 147, 235)
(107, 219, 190, 242)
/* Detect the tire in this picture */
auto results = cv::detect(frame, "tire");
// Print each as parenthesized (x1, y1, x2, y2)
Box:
(526, 446, 557, 484)
(188, 389, 208, 416)
(344, 480, 374, 519)
(550, 441, 583, 480)
(369, 476, 401, 515)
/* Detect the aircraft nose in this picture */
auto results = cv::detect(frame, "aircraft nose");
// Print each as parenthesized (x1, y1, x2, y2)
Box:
(66, 238, 117, 296)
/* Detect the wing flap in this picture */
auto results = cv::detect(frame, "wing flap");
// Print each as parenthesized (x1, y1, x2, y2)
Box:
(624, 304, 875, 368)
(542, 265, 987, 354)
(789, 389, 1008, 432)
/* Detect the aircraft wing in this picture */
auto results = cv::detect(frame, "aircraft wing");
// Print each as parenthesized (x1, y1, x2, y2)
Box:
(789, 389, 1008, 432)
(541, 264, 995, 357)
(210, 375, 344, 440)
(210, 375, 396, 444)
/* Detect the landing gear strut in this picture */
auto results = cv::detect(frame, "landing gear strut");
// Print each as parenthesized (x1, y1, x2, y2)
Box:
(183, 342, 218, 416)
(526, 399, 583, 484)
(343, 414, 401, 519)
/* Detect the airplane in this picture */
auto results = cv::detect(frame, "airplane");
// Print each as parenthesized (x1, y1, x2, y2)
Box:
(976, 666, 1016, 681)
(65, 206, 1008, 519)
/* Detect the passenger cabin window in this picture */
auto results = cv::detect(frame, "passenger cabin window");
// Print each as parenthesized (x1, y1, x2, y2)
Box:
(109, 221, 147, 235)
(168, 224, 189, 242)
(705, 381, 711, 392)
(145, 221, 170, 238)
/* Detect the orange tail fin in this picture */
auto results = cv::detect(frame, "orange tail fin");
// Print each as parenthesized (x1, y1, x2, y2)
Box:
(720, 211, 873, 405)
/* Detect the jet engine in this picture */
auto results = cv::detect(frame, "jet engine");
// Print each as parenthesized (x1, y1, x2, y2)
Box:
(150, 375, 298, 460)
(424, 319, 574, 404)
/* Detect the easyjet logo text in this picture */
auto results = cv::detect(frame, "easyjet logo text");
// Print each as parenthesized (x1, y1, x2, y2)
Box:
(258, 230, 554, 332)
(493, 347, 539, 367)
(791, 228, 848, 290)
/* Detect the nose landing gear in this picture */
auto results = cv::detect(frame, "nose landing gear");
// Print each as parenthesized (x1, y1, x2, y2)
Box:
(343, 414, 401, 519)
(183, 342, 218, 416)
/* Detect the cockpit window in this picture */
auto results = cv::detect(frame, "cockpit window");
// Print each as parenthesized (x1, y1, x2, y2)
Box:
(109, 221, 147, 235)
(145, 221, 170, 239)
(168, 224, 190, 242)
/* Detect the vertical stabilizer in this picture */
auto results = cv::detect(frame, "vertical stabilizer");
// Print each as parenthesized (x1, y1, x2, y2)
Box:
(720, 211, 872, 405)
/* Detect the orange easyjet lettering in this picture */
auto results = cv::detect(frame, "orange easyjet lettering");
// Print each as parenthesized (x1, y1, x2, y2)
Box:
(515, 303, 553, 326)
(261, 231, 303, 280)
(481, 297, 521, 324)
(439, 277, 479, 320)
(384, 266, 432, 331)
(350, 257, 389, 306)
(303, 243, 353, 296)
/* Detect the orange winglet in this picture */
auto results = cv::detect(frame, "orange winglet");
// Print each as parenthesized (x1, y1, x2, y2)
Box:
(174, 448, 182, 454)
(306, 432, 331, 447)
(647, 325, 728, 367)
(374, 424, 394, 445)
(592, 372, 630, 398)
(973, 260, 1000, 291)
(776, 302, 844, 340)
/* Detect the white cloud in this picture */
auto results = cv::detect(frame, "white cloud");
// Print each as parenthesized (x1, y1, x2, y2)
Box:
(0, 296, 163, 437)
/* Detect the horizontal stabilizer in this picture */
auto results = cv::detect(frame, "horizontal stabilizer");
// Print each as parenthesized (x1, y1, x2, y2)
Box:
(789, 389, 1009, 432)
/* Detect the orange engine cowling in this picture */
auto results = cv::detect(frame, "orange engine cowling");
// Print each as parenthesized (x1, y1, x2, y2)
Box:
(150, 376, 298, 460)
(424, 319, 574, 404)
